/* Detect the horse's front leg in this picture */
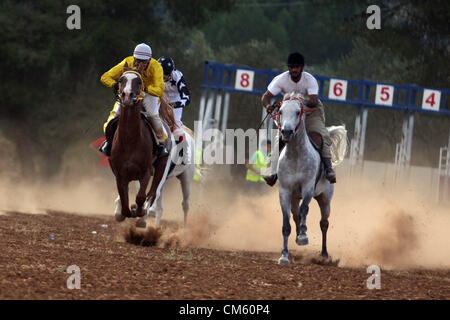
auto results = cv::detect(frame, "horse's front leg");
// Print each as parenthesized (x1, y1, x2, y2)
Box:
(135, 171, 151, 217)
(296, 188, 314, 246)
(278, 188, 292, 265)
(114, 195, 125, 222)
(291, 196, 301, 239)
(116, 177, 131, 219)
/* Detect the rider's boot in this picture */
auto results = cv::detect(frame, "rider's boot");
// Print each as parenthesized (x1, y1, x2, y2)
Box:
(100, 140, 111, 157)
(150, 114, 169, 158)
(309, 131, 336, 184)
(323, 157, 336, 184)
(263, 139, 285, 187)
(156, 143, 169, 158)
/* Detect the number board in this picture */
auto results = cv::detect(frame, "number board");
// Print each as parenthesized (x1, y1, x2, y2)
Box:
(328, 79, 348, 101)
(234, 69, 254, 91)
(421, 89, 441, 111)
(375, 84, 394, 106)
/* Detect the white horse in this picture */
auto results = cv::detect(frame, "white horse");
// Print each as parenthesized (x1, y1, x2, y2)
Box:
(276, 92, 347, 265)
(114, 126, 195, 228)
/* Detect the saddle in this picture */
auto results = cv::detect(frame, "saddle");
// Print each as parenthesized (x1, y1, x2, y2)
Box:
(104, 113, 159, 155)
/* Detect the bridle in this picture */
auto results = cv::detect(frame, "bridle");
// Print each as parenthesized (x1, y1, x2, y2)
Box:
(118, 70, 145, 105)
(270, 96, 314, 134)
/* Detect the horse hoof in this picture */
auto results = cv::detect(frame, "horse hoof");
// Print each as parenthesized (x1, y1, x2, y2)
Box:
(296, 235, 309, 246)
(136, 218, 147, 229)
(115, 213, 126, 222)
(130, 205, 138, 217)
(278, 256, 290, 265)
(135, 206, 145, 217)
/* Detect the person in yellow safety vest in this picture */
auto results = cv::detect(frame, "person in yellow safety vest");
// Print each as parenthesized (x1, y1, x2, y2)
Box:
(245, 140, 271, 191)
(193, 149, 202, 181)
(99, 43, 168, 158)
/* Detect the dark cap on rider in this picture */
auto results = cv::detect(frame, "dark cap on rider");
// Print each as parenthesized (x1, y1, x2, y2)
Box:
(158, 56, 175, 75)
(287, 52, 304, 67)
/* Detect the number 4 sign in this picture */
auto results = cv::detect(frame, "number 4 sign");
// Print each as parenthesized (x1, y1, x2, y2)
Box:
(328, 79, 348, 101)
(235, 69, 254, 91)
(422, 89, 441, 111)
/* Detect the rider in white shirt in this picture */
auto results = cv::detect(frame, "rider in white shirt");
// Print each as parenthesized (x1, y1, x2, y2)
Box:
(261, 52, 336, 185)
(157, 57, 191, 141)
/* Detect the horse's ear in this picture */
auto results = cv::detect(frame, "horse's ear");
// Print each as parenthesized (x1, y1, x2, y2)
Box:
(123, 61, 130, 72)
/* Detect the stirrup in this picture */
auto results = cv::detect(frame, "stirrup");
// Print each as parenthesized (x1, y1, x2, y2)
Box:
(263, 174, 278, 187)
(100, 141, 111, 157)
(156, 144, 169, 158)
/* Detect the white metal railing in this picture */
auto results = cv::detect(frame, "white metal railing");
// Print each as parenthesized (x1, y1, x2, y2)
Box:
(437, 146, 450, 203)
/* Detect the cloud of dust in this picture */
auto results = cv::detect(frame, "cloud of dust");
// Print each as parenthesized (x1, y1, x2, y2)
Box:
(158, 167, 450, 271)
(0, 135, 119, 215)
(1, 131, 448, 271)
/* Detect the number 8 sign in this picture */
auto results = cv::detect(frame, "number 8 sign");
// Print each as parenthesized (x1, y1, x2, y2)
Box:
(235, 69, 254, 92)
(328, 79, 348, 101)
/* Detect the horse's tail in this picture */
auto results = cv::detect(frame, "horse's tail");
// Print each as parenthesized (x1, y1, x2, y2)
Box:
(327, 125, 348, 167)
(181, 125, 208, 183)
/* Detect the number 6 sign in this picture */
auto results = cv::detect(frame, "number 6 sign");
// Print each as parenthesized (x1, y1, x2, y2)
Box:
(235, 69, 254, 91)
(375, 84, 394, 106)
(328, 79, 348, 101)
(421, 89, 441, 111)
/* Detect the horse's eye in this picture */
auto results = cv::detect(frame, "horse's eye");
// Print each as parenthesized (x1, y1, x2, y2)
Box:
(279, 110, 283, 115)
(296, 110, 301, 115)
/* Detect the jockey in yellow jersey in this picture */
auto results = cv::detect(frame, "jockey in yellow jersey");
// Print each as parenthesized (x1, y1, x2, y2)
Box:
(100, 43, 169, 157)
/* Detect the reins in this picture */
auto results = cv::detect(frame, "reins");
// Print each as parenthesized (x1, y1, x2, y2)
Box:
(270, 96, 314, 134)
(118, 70, 145, 104)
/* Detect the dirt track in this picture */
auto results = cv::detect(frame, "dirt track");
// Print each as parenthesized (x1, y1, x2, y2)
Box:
(0, 210, 448, 300)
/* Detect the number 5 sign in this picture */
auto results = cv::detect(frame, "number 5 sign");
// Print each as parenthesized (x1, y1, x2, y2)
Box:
(328, 79, 348, 101)
(375, 84, 394, 106)
(421, 89, 441, 111)
(235, 69, 254, 91)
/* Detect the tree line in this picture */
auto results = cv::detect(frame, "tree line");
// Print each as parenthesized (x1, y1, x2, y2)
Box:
(0, 0, 448, 178)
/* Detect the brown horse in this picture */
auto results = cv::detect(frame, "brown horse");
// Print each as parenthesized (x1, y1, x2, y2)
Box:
(108, 63, 169, 222)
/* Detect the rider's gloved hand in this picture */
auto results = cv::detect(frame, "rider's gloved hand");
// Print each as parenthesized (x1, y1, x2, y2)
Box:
(266, 101, 279, 114)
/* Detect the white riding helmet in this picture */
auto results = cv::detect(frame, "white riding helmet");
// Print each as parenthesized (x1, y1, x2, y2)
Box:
(133, 43, 152, 60)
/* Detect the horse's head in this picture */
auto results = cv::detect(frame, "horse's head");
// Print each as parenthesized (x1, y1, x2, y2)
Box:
(279, 92, 305, 143)
(117, 62, 143, 107)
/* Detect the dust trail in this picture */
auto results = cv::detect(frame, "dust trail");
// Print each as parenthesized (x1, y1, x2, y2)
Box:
(158, 166, 450, 270)
(1, 132, 449, 270)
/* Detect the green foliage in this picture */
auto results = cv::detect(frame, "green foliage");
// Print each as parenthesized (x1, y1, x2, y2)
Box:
(0, 0, 448, 176)
(341, 0, 450, 87)
(203, 0, 360, 65)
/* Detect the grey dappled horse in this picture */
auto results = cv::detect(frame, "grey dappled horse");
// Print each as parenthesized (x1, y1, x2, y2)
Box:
(276, 92, 347, 265)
